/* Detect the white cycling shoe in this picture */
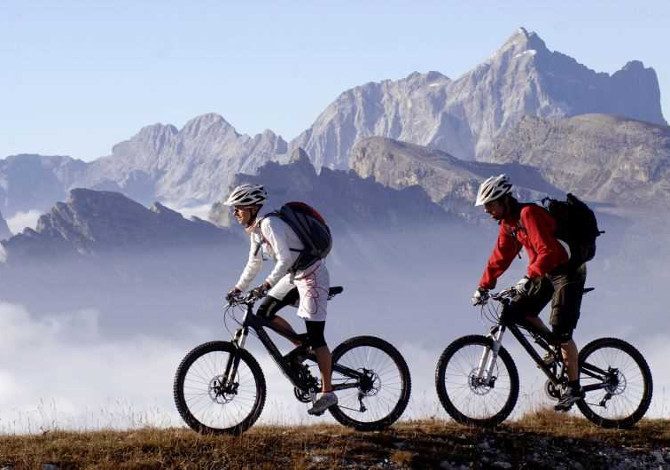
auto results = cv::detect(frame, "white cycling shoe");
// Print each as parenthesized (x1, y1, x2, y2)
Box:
(308, 391, 338, 416)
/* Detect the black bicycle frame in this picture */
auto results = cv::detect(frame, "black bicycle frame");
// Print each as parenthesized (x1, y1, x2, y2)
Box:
(224, 301, 365, 393)
(498, 321, 614, 393)
(504, 323, 563, 386)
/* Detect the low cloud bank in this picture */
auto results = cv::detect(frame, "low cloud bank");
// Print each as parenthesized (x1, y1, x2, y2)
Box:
(6, 209, 41, 235)
(0, 303, 185, 433)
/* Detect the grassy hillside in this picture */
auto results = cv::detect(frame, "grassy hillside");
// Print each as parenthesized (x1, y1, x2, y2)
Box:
(0, 411, 668, 469)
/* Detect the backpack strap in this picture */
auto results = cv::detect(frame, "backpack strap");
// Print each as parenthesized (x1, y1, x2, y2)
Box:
(506, 202, 540, 259)
(251, 216, 269, 257)
(253, 212, 306, 282)
(261, 210, 306, 254)
(505, 202, 532, 238)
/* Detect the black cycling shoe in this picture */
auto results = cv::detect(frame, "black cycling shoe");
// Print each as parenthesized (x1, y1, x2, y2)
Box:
(554, 386, 585, 412)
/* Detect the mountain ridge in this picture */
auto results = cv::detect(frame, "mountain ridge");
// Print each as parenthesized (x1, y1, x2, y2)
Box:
(350, 136, 566, 217)
(0, 188, 236, 262)
(1, 28, 666, 217)
(492, 113, 670, 206)
(209, 147, 449, 229)
(291, 27, 665, 168)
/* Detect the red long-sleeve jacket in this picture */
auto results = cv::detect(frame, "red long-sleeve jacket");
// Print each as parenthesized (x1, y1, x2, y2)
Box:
(479, 204, 569, 290)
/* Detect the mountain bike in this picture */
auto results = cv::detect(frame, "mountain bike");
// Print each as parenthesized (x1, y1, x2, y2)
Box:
(174, 286, 411, 434)
(435, 287, 652, 428)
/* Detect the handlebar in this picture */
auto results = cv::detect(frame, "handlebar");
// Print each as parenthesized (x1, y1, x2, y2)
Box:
(226, 291, 259, 307)
(490, 287, 517, 302)
(226, 285, 345, 307)
(489, 285, 595, 304)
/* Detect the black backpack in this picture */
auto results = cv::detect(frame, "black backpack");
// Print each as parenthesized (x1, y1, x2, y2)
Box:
(541, 193, 603, 266)
(264, 201, 332, 273)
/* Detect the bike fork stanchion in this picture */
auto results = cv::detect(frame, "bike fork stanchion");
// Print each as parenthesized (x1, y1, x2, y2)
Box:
(478, 327, 506, 382)
(224, 327, 249, 384)
(476, 347, 492, 379)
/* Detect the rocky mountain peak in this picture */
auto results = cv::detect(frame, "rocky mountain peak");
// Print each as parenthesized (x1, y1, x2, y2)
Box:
(2, 189, 233, 260)
(66, 187, 132, 208)
(496, 27, 548, 57)
(291, 27, 667, 169)
(209, 150, 448, 229)
(260, 128, 279, 139)
(77, 110, 288, 206)
(135, 123, 179, 140)
(110, 123, 178, 158)
(425, 70, 448, 82)
(622, 60, 645, 71)
(404, 70, 450, 85)
(182, 113, 235, 139)
(253, 129, 288, 151)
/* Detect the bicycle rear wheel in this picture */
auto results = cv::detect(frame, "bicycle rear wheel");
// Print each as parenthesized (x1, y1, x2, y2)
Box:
(173, 341, 266, 435)
(329, 336, 411, 431)
(576, 337, 652, 428)
(435, 335, 519, 427)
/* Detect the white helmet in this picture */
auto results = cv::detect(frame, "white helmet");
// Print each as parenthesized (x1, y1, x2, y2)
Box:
(474, 174, 513, 206)
(223, 184, 267, 206)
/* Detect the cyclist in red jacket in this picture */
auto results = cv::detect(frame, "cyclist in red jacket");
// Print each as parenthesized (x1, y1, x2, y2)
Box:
(471, 175, 587, 411)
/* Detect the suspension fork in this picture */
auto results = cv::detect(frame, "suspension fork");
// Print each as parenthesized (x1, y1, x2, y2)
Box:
(221, 327, 249, 386)
(223, 306, 252, 385)
(477, 326, 506, 381)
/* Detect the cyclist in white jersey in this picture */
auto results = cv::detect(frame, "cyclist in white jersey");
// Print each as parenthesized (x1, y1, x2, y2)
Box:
(224, 184, 337, 415)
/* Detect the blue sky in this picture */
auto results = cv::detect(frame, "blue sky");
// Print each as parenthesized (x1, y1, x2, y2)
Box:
(1, 0, 668, 161)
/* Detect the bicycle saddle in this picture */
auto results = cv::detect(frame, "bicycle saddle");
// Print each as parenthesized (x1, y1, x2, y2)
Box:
(329, 286, 344, 297)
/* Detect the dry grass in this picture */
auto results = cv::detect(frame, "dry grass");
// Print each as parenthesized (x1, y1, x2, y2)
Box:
(513, 407, 670, 444)
(0, 415, 667, 469)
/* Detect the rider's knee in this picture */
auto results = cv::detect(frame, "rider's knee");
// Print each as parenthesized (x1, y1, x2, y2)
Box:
(551, 325, 574, 343)
(305, 320, 327, 349)
(257, 296, 281, 320)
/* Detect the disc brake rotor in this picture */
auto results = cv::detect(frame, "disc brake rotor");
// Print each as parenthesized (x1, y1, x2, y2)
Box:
(468, 368, 494, 395)
(208, 375, 236, 404)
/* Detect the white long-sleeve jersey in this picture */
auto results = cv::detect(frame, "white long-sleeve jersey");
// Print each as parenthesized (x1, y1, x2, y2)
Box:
(234, 216, 305, 291)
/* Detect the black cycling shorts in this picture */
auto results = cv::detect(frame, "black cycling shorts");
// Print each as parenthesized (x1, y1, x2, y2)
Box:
(548, 264, 587, 341)
(504, 264, 587, 342)
(305, 320, 327, 349)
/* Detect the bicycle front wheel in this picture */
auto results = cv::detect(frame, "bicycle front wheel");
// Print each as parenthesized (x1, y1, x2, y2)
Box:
(329, 336, 411, 431)
(435, 335, 519, 427)
(577, 337, 652, 428)
(173, 341, 266, 435)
